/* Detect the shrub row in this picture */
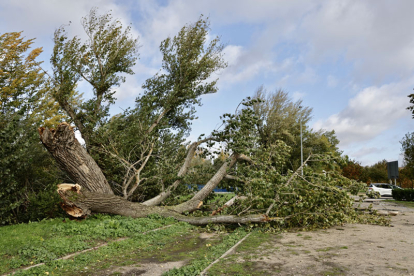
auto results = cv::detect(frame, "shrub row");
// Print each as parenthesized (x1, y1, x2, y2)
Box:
(392, 189, 414, 201)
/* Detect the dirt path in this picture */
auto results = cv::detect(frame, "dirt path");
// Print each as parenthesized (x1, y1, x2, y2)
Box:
(207, 200, 414, 276)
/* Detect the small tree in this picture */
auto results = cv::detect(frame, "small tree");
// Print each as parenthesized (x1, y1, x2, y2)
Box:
(401, 132, 414, 168)
(364, 160, 389, 183)
(252, 86, 341, 172)
(0, 32, 66, 224)
(400, 132, 414, 187)
(341, 158, 364, 182)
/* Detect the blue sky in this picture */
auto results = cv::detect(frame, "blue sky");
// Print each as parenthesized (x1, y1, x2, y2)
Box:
(1, 0, 414, 166)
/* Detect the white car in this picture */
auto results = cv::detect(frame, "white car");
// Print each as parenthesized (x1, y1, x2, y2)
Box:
(367, 183, 402, 197)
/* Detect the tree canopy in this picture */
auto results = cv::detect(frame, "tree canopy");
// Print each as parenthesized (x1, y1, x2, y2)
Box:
(0, 32, 66, 224)
(252, 86, 342, 172)
(50, 7, 140, 148)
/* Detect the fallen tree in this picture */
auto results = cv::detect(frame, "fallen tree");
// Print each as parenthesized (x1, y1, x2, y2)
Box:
(39, 121, 270, 225)
(37, 9, 382, 229)
(39, 119, 371, 228)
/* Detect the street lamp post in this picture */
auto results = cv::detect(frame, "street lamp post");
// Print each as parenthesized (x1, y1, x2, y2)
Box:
(300, 118, 303, 176)
(299, 106, 303, 176)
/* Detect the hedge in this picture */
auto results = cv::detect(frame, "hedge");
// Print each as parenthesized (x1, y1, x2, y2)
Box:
(392, 189, 414, 201)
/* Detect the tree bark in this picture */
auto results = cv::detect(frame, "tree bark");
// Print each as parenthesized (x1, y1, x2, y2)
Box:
(57, 184, 268, 225)
(39, 123, 113, 194)
(172, 154, 238, 213)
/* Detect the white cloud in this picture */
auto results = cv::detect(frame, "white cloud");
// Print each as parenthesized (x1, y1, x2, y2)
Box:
(221, 59, 275, 84)
(314, 79, 413, 146)
(114, 74, 142, 101)
(0, 0, 131, 43)
(223, 45, 244, 66)
(218, 44, 279, 84)
(274, 74, 291, 88)
(298, 0, 414, 81)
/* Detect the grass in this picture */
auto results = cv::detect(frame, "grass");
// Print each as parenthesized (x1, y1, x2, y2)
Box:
(1, 215, 260, 276)
(316, 247, 335, 252)
(9, 222, 193, 275)
(315, 246, 348, 252)
(0, 214, 176, 275)
(0, 202, 376, 276)
(384, 199, 414, 208)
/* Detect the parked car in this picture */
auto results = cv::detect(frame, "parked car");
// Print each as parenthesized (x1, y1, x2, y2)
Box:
(367, 183, 402, 197)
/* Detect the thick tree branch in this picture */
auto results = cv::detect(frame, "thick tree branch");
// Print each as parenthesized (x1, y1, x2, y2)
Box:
(172, 153, 239, 213)
(126, 144, 154, 198)
(142, 137, 218, 206)
(38, 66, 90, 147)
(59, 97, 90, 148)
(57, 184, 269, 225)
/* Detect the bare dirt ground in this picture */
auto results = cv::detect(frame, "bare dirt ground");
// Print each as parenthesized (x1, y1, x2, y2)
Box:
(219, 199, 414, 276)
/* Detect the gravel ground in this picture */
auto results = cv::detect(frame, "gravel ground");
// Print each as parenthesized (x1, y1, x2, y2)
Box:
(235, 199, 414, 276)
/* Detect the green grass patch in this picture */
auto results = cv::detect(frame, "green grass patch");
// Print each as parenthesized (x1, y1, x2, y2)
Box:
(0, 214, 176, 275)
(315, 246, 348, 253)
(316, 247, 335, 252)
(385, 200, 414, 208)
(9, 222, 192, 275)
(141, 231, 223, 264)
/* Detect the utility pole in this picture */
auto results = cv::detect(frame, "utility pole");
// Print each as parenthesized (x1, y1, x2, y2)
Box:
(299, 106, 303, 176)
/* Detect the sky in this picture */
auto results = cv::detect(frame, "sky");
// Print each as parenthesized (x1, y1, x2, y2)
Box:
(1, 0, 414, 166)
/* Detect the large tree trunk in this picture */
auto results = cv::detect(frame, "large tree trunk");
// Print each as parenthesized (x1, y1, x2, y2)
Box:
(38, 123, 113, 195)
(57, 184, 268, 225)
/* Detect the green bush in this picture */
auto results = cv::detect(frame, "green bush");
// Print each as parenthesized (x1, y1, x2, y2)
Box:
(392, 189, 414, 201)
(25, 189, 65, 221)
(0, 182, 64, 225)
